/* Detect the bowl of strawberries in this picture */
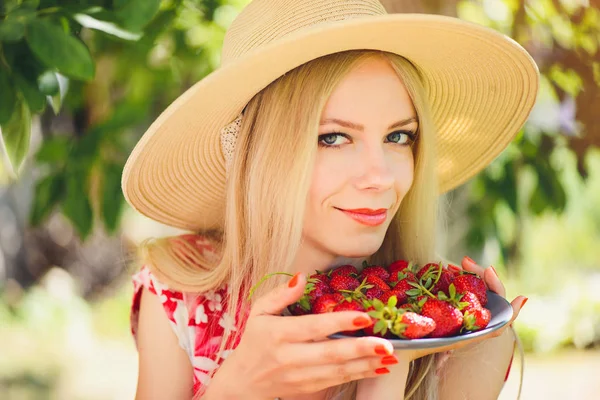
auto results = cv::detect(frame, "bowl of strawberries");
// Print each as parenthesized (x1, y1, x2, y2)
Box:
(287, 260, 513, 349)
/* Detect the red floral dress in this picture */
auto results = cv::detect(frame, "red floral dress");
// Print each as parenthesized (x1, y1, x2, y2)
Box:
(130, 234, 514, 396)
(130, 234, 242, 394)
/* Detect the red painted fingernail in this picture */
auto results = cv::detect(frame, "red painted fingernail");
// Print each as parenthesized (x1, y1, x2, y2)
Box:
(353, 316, 372, 328)
(375, 368, 390, 375)
(381, 356, 399, 365)
(521, 297, 528, 308)
(374, 344, 390, 356)
(288, 273, 300, 288)
(465, 256, 475, 264)
(448, 264, 461, 272)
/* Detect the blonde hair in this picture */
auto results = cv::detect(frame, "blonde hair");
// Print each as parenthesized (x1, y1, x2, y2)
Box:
(136, 49, 518, 399)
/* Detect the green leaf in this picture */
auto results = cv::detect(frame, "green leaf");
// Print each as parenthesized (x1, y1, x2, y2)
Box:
(101, 162, 125, 233)
(73, 13, 142, 40)
(30, 172, 65, 226)
(372, 298, 384, 310)
(25, 19, 95, 80)
(1, 0, 19, 14)
(37, 70, 60, 96)
(0, 19, 25, 41)
(14, 73, 45, 112)
(0, 66, 16, 124)
(114, 0, 161, 31)
(35, 136, 71, 164)
(61, 168, 93, 240)
(0, 99, 31, 175)
(406, 289, 420, 296)
(388, 296, 397, 308)
(374, 319, 386, 335)
(449, 283, 456, 298)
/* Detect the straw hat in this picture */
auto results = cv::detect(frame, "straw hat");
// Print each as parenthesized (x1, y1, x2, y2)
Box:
(121, 0, 539, 232)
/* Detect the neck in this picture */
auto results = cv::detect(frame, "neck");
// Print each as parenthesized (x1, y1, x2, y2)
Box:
(292, 238, 368, 276)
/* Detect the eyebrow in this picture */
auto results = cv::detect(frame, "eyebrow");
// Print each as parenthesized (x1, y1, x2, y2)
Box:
(319, 117, 418, 131)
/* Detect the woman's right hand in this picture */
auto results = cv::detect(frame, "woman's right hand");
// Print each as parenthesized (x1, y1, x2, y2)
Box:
(205, 272, 398, 400)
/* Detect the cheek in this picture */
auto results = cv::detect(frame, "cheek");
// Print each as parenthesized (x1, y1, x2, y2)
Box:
(392, 151, 415, 194)
(308, 153, 347, 209)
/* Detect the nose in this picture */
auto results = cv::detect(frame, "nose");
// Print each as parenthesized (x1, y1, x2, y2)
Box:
(353, 144, 395, 192)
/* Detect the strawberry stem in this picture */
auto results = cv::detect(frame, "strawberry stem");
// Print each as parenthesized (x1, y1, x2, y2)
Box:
(247, 272, 295, 300)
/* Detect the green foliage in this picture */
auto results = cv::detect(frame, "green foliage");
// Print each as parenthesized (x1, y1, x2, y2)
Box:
(459, 0, 600, 268)
(0, 0, 236, 240)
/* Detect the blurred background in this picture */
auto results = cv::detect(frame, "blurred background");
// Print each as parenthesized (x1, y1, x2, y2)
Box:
(0, 0, 598, 399)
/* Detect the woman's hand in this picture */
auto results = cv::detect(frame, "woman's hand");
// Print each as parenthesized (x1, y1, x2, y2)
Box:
(204, 273, 400, 400)
(357, 256, 527, 400)
(406, 256, 527, 362)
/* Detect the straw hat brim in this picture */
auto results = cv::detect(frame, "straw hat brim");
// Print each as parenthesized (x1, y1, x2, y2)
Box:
(121, 13, 539, 232)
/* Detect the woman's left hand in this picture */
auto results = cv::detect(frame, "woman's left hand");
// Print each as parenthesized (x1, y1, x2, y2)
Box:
(402, 255, 528, 362)
(356, 256, 527, 400)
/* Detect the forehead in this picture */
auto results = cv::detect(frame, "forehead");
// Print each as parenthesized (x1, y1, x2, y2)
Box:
(322, 57, 416, 122)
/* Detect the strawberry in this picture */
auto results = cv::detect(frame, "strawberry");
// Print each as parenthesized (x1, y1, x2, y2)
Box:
(334, 299, 365, 312)
(329, 265, 358, 278)
(459, 291, 482, 313)
(388, 259, 411, 277)
(430, 270, 455, 296)
(453, 273, 488, 306)
(360, 265, 390, 281)
(400, 303, 417, 312)
(392, 312, 436, 339)
(415, 263, 454, 297)
(313, 293, 344, 313)
(288, 303, 309, 315)
(329, 274, 361, 291)
(463, 307, 491, 331)
(306, 274, 332, 302)
(364, 287, 385, 300)
(363, 275, 390, 291)
(389, 270, 417, 287)
(420, 298, 463, 338)
(416, 262, 442, 280)
(380, 287, 409, 305)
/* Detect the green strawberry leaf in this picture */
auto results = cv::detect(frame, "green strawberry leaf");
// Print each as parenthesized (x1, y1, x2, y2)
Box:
(374, 319, 387, 335)
(388, 296, 398, 308)
(408, 281, 421, 288)
(406, 289, 420, 296)
(372, 298, 384, 310)
(449, 283, 456, 298)
(425, 277, 432, 288)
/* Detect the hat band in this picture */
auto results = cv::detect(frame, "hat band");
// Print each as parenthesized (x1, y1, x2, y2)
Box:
(219, 113, 243, 173)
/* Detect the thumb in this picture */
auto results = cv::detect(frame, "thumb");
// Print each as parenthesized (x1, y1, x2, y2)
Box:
(250, 272, 306, 317)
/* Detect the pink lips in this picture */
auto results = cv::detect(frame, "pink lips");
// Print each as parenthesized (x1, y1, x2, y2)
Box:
(337, 208, 388, 226)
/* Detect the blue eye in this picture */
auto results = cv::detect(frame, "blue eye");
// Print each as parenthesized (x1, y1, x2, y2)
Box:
(387, 131, 416, 145)
(318, 133, 350, 147)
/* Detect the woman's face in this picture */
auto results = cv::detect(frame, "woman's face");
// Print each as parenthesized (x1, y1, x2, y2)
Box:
(302, 57, 418, 265)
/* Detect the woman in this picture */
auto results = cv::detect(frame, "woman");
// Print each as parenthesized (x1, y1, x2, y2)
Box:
(123, 1, 537, 399)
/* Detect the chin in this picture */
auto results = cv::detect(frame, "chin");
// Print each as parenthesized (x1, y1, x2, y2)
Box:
(332, 233, 386, 258)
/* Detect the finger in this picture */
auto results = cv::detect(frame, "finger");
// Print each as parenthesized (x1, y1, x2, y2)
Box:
(250, 272, 307, 317)
(279, 336, 394, 366)
(275, 311, 383, 344)
(461, 256, 486, 278)
(281, 355, 391, 389)
(413, 296, 528, 357)
(484, 266, 506, 297)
